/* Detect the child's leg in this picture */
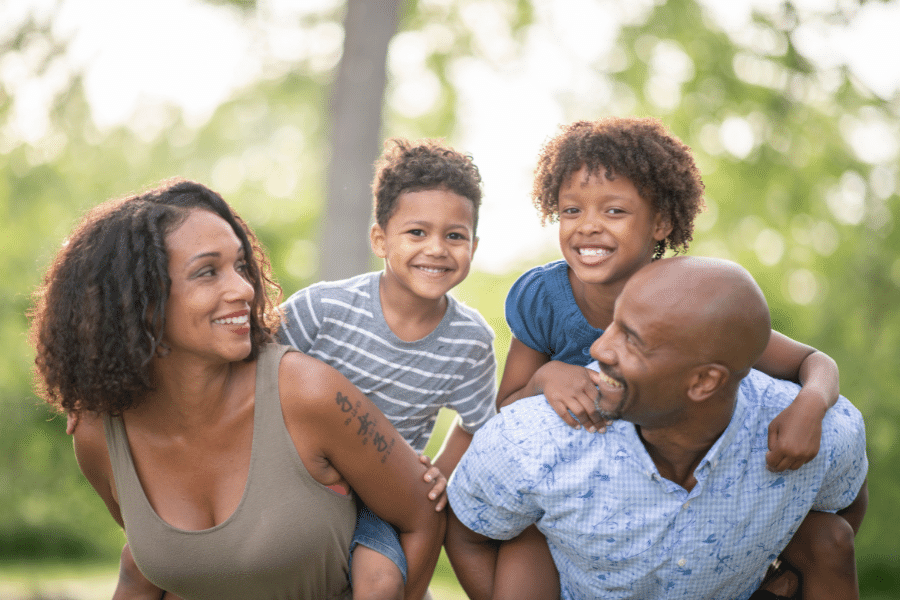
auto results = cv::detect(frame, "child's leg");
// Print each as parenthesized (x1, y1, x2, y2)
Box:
(492, 524, 560, 600)
(773, 510, 857, 600)
(349, 504, 407, 600)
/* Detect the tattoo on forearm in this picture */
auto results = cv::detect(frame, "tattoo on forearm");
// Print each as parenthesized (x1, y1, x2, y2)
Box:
(335, 391, 395, 463)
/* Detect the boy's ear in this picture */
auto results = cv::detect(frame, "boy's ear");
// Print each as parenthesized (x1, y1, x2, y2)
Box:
(471, 236, 479, 256)
(685, 363, 729, 403)
(370, 224, 387, 258)
(653, 212, 673, 242)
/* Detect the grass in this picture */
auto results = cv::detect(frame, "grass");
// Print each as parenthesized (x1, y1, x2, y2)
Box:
(0, 553, 467, 600)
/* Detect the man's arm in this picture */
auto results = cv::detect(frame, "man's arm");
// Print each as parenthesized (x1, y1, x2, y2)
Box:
(445, 507, 502, 600)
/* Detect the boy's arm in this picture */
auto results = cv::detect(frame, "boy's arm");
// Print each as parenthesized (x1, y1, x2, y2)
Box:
(497, 338, 606, 432)
(754, 331, 839, 472)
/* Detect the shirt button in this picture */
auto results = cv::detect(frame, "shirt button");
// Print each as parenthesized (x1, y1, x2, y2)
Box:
(677, 558, 687, 567)
(683, 501, 691, 509)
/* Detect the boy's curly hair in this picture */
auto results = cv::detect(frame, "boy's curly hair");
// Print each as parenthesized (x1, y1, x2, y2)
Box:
(372, 138, 483, 233)
(532, 117, 705, 257)
(29, 179, 282, 415)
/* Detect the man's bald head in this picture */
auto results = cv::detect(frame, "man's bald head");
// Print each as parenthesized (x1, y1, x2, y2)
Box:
(621, 256, 771, 377)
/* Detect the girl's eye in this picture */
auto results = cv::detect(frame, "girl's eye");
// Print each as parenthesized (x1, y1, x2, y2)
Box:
(561, 206, 580, 215)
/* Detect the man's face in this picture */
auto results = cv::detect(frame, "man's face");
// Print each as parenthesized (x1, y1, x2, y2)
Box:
(589, 274, 695, 428)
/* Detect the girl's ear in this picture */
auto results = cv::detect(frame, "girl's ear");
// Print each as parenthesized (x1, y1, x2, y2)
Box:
(653, 211, 674, 242)
(686, 364, 729, 403)
(370, 224, 387, 258)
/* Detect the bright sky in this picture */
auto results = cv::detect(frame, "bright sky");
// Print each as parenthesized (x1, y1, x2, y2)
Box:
(2, 0, 899, 273)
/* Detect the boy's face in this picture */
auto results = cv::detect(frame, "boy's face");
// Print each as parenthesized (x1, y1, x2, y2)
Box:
(370, 188, 478, 304)
(557, 165, 671, 292)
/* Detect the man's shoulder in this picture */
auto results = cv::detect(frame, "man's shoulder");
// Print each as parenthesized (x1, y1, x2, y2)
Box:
(739, 369, 865, 443)
(484, 395, 581, 448)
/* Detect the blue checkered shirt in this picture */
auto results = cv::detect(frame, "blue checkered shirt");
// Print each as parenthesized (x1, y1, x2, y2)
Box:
(448, 368, 867, 600)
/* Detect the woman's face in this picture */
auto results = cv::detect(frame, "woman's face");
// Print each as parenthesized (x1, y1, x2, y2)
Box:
(161, 208, 255, 364)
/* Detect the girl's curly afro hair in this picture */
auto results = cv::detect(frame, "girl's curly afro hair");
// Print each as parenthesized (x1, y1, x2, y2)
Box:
(532, 117, 706, 257)
(29, 179, 282, 416)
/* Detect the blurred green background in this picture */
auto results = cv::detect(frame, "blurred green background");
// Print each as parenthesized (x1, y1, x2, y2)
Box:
(2, 0, 898, 598)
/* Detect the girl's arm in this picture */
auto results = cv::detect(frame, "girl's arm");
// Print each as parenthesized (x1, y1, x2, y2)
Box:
(281, 352, 444, 600)
(497, 338, 606, 432)
(753, 331, 840, 472)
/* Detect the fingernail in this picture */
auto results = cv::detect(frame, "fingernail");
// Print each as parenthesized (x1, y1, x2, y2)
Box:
(588, 427, 597, 434)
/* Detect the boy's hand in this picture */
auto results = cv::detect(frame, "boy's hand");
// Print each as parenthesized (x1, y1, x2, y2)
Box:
(766, 389, 827, 472)
(539, 362, 609, 433)
(419, 454, 448, 511)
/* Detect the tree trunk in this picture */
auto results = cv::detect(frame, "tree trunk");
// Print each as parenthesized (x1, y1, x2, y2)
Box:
(320, 0, 402, 280)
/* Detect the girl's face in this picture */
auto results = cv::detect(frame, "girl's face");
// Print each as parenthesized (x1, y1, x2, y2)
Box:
(161, 208, 255, 364)
(558, 165, 671, 292)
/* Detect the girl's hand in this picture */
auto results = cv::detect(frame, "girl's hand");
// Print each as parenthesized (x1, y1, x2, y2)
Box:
(539, 362, 610, 433)
(419, 454, 448, 511)
(766, 388, 827, 472)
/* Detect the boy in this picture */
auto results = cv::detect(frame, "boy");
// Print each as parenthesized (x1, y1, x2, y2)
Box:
(278, 138, 497, 600)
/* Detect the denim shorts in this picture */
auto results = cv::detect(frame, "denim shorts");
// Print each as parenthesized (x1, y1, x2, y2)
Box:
(349, 504, 408, 584)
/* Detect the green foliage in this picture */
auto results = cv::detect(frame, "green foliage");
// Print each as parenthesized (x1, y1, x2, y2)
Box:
(2, 1, 899, 596)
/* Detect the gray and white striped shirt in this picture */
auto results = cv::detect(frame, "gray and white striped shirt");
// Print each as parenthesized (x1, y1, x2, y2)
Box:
(277, 272, 497, 452)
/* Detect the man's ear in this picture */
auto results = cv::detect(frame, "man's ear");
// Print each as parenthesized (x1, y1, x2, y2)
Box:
(370, 223, 387, 258)
(686, 363, 729, 403)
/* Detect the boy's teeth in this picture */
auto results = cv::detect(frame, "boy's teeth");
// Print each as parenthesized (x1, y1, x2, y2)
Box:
(580, 248, 611, 257)
(214, 315, 249, 325)
(419, 266, 445, 274)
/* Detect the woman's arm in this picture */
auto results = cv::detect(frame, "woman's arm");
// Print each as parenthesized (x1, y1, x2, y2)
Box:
(280, 353, 444, 600)
(754, 331, 840, 472)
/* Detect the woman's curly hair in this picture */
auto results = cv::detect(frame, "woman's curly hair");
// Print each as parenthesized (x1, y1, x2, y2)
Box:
(532, 117, 706, 257)
(29, 179, 282, 415)
(372, 138, 483, 233)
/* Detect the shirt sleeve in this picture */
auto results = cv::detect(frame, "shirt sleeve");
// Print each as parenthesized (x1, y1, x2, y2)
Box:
(505, 267, 553, 355)
(450, 340, 498, 434)
(447, 410, 544, 540)
(276, 286, 320, 353)
(811, 397, 868, 512)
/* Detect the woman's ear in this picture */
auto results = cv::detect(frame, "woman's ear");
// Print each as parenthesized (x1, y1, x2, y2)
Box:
(686, 363, 729, 403)
(370, 224, 387, 259)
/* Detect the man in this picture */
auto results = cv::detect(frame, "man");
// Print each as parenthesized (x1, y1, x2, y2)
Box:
(446, 256, 867, 600)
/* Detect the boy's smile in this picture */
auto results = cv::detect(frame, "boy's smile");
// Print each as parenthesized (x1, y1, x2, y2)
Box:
(371, 188, 478, 307)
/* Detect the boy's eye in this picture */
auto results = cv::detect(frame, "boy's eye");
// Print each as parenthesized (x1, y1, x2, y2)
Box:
(447, 232, 468, 241)
(407, 229, 426, 237)
(606, 207, 626, 215)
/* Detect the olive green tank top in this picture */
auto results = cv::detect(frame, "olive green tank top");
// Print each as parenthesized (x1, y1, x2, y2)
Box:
(104, 344, 355, 599)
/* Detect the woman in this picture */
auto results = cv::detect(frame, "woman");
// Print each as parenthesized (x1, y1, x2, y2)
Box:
(30, 180, 444, 599)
